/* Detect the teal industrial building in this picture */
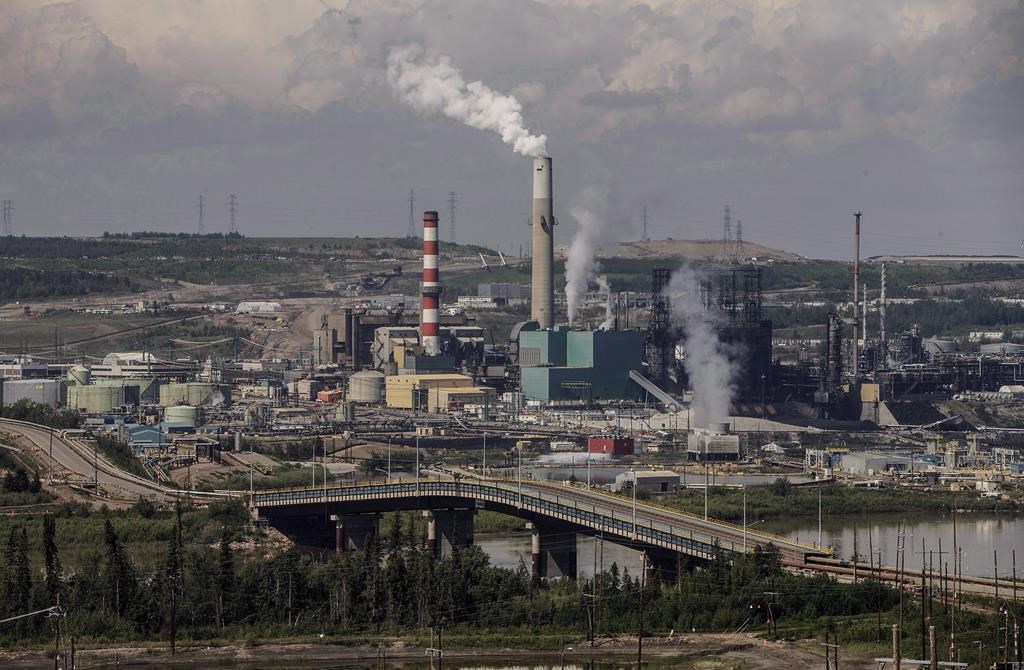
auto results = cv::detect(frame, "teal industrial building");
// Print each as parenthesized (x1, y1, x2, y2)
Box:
(519, 328, 644, 402)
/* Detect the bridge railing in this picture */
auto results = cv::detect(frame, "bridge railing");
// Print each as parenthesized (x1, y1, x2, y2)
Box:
(255, 479, 724, 560)
(250, 476, 829, 556)
(527, 479, 827, 555)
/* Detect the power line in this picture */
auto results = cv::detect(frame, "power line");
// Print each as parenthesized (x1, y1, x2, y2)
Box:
(197, 195, 205, 235)
(448, 191, 457, 244)
(228, 194, 238, 234)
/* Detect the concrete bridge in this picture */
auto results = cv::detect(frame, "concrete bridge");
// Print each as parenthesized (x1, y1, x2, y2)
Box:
(251, 478, 828, 580)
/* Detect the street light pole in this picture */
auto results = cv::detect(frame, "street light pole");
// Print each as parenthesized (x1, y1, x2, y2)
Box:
(415, 434, 420, 492)
(387, 436, 392, 483)
(517, 447, 523, 504)
(482, 431, 486, 475)
(631, 467, 637, 538)
(743, 485, 747, 552)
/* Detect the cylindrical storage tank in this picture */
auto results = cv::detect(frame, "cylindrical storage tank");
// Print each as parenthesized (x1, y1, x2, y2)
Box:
(344, 401, 356, 422)
(68, 365, 91, 386)
(234, 431, 242, 453)
(69, 385, 122, 413)
(348, 371, 385, 404)
(2, 380, 65, 408)
(165, 405, 199, 428)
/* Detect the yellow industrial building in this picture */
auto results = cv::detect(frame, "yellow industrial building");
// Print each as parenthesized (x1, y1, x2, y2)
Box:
(385, 374, 493, 412)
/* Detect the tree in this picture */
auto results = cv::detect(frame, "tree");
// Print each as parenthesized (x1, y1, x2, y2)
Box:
(42, 514, 62, 604)
(216, 531, 234, 628)
(103, 519, 135, 617)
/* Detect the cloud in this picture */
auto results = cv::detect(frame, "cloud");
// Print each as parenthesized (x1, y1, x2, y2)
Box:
(0, 0, 1019, 254)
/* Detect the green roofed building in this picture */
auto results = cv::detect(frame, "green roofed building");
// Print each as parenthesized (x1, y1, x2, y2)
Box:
(519, 327, 643, 402)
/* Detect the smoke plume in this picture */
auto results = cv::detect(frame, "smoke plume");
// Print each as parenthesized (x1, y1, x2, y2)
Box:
(386, 43, 548, 157)
(594, 275, 615, 330)
(668, 266, 739, 428)
(565, 187, 609, 325)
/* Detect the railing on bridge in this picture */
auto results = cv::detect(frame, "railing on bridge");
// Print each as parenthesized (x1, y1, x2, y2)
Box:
(252, 478, 827, 561)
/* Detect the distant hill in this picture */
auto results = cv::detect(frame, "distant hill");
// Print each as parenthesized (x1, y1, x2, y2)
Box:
(596, 238, 803, 261)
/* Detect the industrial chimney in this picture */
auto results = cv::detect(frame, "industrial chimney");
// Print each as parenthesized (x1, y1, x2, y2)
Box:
(421, 210, 441, 356)
(530, 156, 554, 329)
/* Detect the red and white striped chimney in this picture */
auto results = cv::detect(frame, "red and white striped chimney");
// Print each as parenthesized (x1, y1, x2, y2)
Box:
(421, 210, 441, 356)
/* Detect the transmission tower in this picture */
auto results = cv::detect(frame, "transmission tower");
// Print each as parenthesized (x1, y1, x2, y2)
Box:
(448, 191, 457, 244)
(407, 190, 416, 238)
(228, 194, 238, 234)
(2, 200, 12, 235)
(721, 205, 732, 261)
(642, 205, 649, 241)
(735, 219, 744, 259)
(197, 195, 205, 235)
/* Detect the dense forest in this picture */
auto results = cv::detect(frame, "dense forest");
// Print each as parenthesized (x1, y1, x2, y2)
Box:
(0, 268, 131, 301)
(0, 501, 1012, 667)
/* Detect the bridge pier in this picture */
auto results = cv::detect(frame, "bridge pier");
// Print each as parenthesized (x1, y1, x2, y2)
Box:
(530, 521, 577, 580)
(424, 509, 474, 558)
(647, 548, 685, 584)
(330, 513, 379, 552)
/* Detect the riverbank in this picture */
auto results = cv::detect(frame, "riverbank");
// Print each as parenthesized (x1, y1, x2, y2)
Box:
(0, 633, 877, 669)
(660, 480, 1020, 522)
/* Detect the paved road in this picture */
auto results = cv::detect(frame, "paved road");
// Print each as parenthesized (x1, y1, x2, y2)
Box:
(0, 418, 223, 501)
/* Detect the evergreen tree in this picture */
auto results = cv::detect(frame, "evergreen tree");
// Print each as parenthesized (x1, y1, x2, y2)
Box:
(216, 531, 234, 628)
(42, 514, 61, 604)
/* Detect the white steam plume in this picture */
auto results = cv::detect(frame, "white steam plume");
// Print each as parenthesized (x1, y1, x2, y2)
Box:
(565, 187, 609, 325)
(386, 43, 548, 157)
(595, 275, 615, 330)
(669, 266, 739, 428)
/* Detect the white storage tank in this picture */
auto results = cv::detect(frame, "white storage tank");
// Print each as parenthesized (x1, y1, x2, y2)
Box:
(165, 405, 199, 428)
(68, 385, 123, 413)
(67, 365, 92, 386)
(2, 379, 66, 408)
(348, 371, 385, 404)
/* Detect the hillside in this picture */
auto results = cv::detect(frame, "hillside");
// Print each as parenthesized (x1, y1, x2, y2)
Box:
(598, 238, 802, 261)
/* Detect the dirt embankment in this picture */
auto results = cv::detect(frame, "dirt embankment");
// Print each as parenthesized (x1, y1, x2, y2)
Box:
(0, 633, 876, 669)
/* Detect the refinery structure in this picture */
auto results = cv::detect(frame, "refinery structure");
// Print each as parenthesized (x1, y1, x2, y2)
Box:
(2, 152, 1023, 532)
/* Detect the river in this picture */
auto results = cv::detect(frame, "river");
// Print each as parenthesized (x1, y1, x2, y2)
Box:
(477, 512, 1024, 579)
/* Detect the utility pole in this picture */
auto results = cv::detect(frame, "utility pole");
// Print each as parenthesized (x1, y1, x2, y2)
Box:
(637, 550, 647, 667)
(852, 211, 861, 380)
(228, 194, 238, 234)
(448, 191, 457, 244)
(721, 205, 732, 262)
(197, 195, 205, 234)
(641, 205, 649, 241)
(892, 624, 902, 670)
(407, 190, 416, 238)
(1, 199, 12, 235)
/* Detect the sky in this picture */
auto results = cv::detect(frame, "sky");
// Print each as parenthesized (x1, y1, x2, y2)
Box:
(0, 0, 1022, 259)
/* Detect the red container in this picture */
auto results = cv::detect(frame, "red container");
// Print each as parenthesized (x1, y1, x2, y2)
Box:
(587, 436, 634, 456)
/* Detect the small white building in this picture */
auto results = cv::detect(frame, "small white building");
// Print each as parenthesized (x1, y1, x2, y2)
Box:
(236, 301, 283, 315)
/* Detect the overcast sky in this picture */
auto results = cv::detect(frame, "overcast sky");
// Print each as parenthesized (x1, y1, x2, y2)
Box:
(1, 0, 1022, 259)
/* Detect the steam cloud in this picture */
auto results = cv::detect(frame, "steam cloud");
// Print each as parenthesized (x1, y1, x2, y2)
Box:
(565, 188, 609, 325)
(594, 275, 615, 330)
(669, 266, 739, 428)
(386, 43, 548, 157)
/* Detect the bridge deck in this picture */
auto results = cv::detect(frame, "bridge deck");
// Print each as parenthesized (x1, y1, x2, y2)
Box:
(252, 478, 827, 564)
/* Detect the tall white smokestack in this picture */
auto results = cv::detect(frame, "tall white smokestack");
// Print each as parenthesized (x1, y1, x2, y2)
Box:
(531, 156, 554, 329)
